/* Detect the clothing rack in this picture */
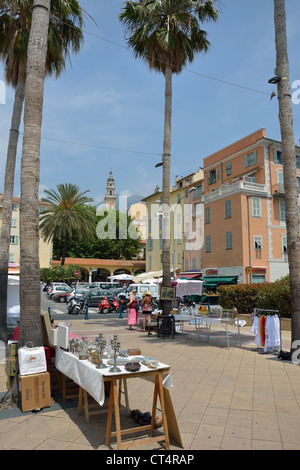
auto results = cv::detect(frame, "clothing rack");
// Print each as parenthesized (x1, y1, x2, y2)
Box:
(252, 308, 282, 352)
(253, 308, 280, 317)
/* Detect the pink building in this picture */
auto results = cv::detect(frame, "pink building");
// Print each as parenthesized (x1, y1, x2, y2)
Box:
(201, 128, 300, 284)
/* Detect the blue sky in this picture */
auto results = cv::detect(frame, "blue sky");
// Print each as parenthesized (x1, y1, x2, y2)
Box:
(1, 0, 300, 207)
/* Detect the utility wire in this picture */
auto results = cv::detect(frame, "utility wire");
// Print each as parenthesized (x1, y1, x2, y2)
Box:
(51, 14, 270, 97)
(19, 132, 162, 156)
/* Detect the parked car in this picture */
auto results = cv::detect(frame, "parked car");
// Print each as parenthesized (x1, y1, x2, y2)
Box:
(123, 283, 159, 301)
(88, 282, 118, 291)
(66, 288, 89, 303)
(47, 282, 69, 297)
(51, 286, 72, 302)
(79, 289, 108, 308)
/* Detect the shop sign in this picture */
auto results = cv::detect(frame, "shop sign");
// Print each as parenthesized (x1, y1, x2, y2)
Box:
(206, 269, 218, 275)
(252, 267, 267, 273)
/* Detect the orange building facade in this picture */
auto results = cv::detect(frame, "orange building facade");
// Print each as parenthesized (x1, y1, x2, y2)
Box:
(201, 128, 300, 284)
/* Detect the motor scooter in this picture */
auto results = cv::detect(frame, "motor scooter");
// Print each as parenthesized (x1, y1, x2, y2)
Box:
(98, 297, 111, 314)
(67, 296, 81, 315)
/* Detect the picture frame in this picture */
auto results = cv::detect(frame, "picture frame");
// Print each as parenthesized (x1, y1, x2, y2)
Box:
(160, 286, 176, 301)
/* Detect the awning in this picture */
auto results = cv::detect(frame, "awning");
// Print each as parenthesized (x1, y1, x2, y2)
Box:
(178, 272, 202, 280)
(203, 276, 237, 286)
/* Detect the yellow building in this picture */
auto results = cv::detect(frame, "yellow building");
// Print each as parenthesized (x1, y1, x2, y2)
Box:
(0, 194, 53, 272)
(142, 169, 204, 274)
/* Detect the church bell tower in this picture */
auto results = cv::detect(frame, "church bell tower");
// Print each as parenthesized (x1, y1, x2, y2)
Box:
(105, 170, 116, 209)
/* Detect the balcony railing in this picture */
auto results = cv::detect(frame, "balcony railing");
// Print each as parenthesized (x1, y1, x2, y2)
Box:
(202, 180, 267, 203)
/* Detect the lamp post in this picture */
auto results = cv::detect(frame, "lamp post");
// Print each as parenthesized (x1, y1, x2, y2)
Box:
(172, 187, 195, 280)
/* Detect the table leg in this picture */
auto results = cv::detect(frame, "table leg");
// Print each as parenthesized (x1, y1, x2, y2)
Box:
(105, 380, 114, 446)
(113, 379, 122, 450)
(78, 386, 83, 416)
(157, 373, 170, 450)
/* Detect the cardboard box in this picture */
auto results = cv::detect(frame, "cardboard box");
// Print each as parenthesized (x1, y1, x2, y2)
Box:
(18, 372, 51, 412)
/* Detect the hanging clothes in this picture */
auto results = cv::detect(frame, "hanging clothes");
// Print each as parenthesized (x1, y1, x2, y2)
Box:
(259, 315, 266, 348)
(264, 315, 281, 353)
(251, 316, 261, 347)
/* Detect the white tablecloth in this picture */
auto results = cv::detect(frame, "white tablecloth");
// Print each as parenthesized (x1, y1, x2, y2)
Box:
(55, 348, 173, 406)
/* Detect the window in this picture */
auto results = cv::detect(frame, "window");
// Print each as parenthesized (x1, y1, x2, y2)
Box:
(159, 233, 162, 250)
(205, 235, 211, 252)
(225, 200, 231, 219)
(192, 257, 196, 269)
(11, 218, 17, 228)
(274, 150, 282, 164)
(209, 170, 216, 184)
(244, 150, 257, 168)
(226, 162, 232, 175)
(149, 255, 152, 271)
(10, 236, 18, 245)
(254, 236, 262, 250)
(9, 253, 14, 263)
(217, 168, 220, 180)
(297, 177, 300, 193)
(252, 198, 261, 217)
(226, 231, 233, 250)
(279, 200, 286, 221)
(185, 259, 189, 271)
(12, 204, 17, 211)
(282, 235, 288, 261)
(296, 156, 300, 169)
(205, 206, 210, 224)
(194, 184, 202, 199)
(278, 172, 284, 191)
(177, 253, 181, 264)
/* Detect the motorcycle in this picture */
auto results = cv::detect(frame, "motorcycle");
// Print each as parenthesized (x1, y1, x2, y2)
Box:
(67, 296, 81, 315)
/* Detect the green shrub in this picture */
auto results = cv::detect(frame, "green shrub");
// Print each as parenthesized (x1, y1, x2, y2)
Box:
(217, 278, 291, 318)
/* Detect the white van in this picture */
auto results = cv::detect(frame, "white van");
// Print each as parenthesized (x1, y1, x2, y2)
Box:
(88, 282, 118, 290)
(124, 284, 159, 300)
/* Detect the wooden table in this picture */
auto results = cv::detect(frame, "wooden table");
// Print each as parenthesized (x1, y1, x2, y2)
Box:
(104, 367, 171, 450)
(55, 349, 172, 449)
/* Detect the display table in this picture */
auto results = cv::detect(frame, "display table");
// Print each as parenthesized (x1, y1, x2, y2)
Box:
(55, 348, 173, 449)
(173, 314, 241, 349)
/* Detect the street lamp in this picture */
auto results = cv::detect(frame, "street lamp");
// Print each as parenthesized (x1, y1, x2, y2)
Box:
(172, 187, 195, 280)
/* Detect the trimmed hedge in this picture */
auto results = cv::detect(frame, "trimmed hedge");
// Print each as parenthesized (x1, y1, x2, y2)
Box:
(217, 277, 291, 318)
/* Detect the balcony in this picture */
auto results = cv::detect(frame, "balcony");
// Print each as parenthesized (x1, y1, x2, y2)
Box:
(272, 184, 285, 197)
(202, 180, 268, 204)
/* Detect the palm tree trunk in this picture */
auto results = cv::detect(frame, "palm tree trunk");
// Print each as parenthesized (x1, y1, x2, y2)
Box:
(161, 63, 172, 315)
(273, 0, 300, 353)
(19, 0, 51, 347)
(0, 80, 25, 343)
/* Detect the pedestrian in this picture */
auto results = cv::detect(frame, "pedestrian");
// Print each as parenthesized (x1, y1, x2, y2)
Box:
(127, 289, 139, 330)
(141, 290, 153, 332)
(118, 294, 127, 319)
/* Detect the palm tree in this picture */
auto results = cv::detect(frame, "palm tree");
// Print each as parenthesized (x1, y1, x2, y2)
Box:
(18, 0, 51, 348)
(0, 0, 84, 343)
(119, 0, 219, 313)
(273, 0, 300, 357)
(40, 184, 97, 266)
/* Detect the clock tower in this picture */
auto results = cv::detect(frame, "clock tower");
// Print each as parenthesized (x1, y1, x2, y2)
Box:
(105, 170, 116, 209)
